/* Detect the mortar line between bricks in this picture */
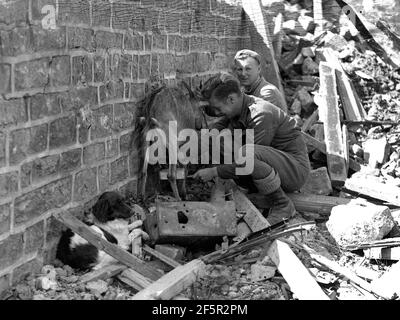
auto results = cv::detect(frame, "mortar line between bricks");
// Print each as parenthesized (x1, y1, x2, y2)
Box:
(4, 85, 70, 100)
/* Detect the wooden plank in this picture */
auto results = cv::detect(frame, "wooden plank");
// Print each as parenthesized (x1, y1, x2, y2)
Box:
(242, 0, 287, 110)
(132, 259, 206, 300)
(118, 268, 153, 292)
(344, 174, 400, 207)
(53, 212, 163, 281)
(247, 192, 351, 216)
(301, 131, 361, 172)
(80, 264, 127, 284)
(364, 247, 400, 261)
(225, 179, 271, 231)
(317, 62, 347, 186)
(342, 124, 350, 173)
(143, 244, 181, 269)
(301, 108, 319, 132)
(273, 12, 284, 62)
(313, 0, 324, 35)
(267, 240, 329, 300)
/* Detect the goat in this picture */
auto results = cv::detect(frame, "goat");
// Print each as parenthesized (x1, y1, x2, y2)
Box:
(133, 82, 208, 201)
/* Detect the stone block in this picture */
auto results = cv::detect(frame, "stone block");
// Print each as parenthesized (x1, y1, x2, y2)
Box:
(95, 31, 123, 50)
(0, 0, 28, 26)
(110, 156, 128, 185)
(0, 132, 5, 167)
(24, 221, 45, 254)
(58, 0, 91, 25)
(14, 58, 50, 91)
(0, 234, 24, 268)
(83, 142, 105, 164)
(93, 55, 106, 82)
(31, 154, 60, 184)
(120, 54, 133, 80)
(130, 83, 145, 100)
(0, 171, 18, 198)
(105, 139, 119, 158)
(67, 27, 95, 52)
(300, 167, 333, 195)
(119, 133, 131, 154)
(30, 93, 61, 120)
(73, 167, 98, 202)
(33, 27, 66, 52)
(327, 199, 395, 247)
(0, 27, 32, 56)
(49, 116, 76, 149)
(72, 56, 93, 85)
(124, 33, 143, 51)
(152, 34, 167, 50)
(14, 177, 72, 226)
(98, 163, 110, 192)
(0, 203, 11, 235)
(90, 105, 113, 139)
(50, 56, 70, 87)
(363, 137, 390, 168)
(114, 103, 135, 132)
(0, 97, 28, 127)
(60, 148, 82, 174)
(9, 124, 48, 165)
(99, 80, 124, 103)
(0, 64, 11, 93)
(251, 263, 276, 281)
(165, 12, 180, 33)
(112, 2, 133, 30)
(138, 54, 151, 79)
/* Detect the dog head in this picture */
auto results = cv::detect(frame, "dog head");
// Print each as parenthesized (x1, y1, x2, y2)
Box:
(92, 191, 134, 223)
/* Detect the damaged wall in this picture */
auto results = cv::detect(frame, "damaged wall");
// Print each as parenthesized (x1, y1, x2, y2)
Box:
(0, 0, 280, 296)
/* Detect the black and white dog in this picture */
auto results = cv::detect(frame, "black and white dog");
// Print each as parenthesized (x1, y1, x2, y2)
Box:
(56, 191, 136, 270)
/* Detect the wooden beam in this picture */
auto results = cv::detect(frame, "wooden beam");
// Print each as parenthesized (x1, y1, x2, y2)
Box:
(342, 124, 350, 173)
(313, 0, 324, 34)
(225, 179, 271, 232)
(118, 268, 153, 292)
(132, 259, 206, 300)
(301, 109, 319, 132)
(273, 12, 284, 62)
(247, 192, 351, 216)
(142, 245, 181, 269)
(53, 212, 163, 281)
(80, 264, 127, 284)
(317, 62, 347, 186)
(267, 240, 329, 300)
(241, 0, 287, 110)
(344, 174, 400, 207)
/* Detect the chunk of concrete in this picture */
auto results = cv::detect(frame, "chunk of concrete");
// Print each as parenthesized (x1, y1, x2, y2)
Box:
(282, 20, 307, 36)
(251, 263, 276, 281)
(326, 199, 395, 247)
(300, 167, 333, 195)
(302, 57, 319, 75)
(155, 244, 186, 261)
(298, 14, 315, 32)
(363, 137, 390, 168)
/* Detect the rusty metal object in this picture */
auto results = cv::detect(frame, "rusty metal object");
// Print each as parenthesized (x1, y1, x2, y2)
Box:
(145, 200, 237, 245)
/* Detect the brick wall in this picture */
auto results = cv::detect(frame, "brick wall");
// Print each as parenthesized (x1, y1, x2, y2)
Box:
(0, 0, 267, 295)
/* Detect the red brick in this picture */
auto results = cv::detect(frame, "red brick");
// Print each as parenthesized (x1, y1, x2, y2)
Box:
(31, 154, 60, 184)
(60, 86, 98, 113)
(153, 34, 167, 50)
(0, 64, 11, 94)
(98, 163, 110, 192)
(0, 0, 28, 26)
(92, 0, 111, 27)
(0, 274, 10, 299)
(95, 31, 123, 49)
(168, 35, 182, 52)
(12, 258, 42, 285)
(99, 80, 124, 103)
(114, 103, 135, 132)
(59, 0, 91, 26)
(124, 33, 143, 51)
(138, 54, 151, 79)
(49, 116, 76, 149)
(105, 139, 119, 158)
(151, 54, 159, 75)
(9, 124, 48, 165)
(72, 55, 92, 85)
(0, 234, 24, 268)
(50, 55, 70, 87)
(14, 177, 72, 226)
(90, 105, 113, 139)
(120, 54, 133, 80)
(144, 34, 152, 51)
(161, 54, 175, 74)
(0, 97, 28, 127)
(67, 27, 95, 52)
(14, 58, 50, 91)
(110, 156, 128, 185)
(0, 203, 11, 235)
(30, 93, 61, 120)
(60, 148, 82, 174)
(73, 167, 97, 202)
(33, 27, 66, 52)
(79, 124, 89, 144)
(0, 171, 18, 198)
(110, 53, 122, 80)
(83, 142, 105, 164)
(94, 55, 106, 82)
(132, 55, 139, 81)
(24, 221, 44, 254)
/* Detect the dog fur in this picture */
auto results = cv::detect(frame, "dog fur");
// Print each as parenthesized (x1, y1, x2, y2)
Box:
(56, 191, 135, 270)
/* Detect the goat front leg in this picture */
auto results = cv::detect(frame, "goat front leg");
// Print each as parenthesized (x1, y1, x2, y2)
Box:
(168, 163, 181, 201)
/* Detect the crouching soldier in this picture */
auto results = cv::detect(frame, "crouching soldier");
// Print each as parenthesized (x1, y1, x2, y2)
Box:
(193, 73, 310, 224)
